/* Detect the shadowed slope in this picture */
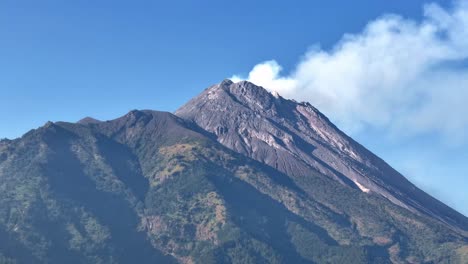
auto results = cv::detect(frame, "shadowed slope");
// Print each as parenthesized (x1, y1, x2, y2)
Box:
(0, 85, 466, 263)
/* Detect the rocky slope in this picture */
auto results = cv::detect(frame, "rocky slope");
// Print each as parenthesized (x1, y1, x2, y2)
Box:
(176, 80, 468, 234)
(0, 81, 466, 263)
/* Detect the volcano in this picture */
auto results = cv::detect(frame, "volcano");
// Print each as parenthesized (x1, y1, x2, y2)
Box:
(0, 80, 466, 263)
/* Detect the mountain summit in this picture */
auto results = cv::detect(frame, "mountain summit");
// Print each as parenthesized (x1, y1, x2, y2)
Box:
(176, 80, 468, 232)
(0, 80, 466, 263)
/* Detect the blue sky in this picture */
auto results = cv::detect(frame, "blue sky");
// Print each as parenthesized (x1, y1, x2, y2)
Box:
(1, 0, 467, 216)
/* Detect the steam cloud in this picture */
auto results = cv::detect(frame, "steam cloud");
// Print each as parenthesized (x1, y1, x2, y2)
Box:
(232, 1, 468, 143)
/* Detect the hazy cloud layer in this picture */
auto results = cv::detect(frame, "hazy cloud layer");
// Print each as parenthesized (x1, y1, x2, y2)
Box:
(232, 1, 468, 143)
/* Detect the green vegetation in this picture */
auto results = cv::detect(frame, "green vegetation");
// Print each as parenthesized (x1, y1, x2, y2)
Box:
(0, 112, 465, 263)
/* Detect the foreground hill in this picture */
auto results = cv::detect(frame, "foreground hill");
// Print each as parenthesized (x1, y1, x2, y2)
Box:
(0, 81, 466, 263)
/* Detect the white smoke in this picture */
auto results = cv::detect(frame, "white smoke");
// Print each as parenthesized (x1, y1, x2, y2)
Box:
(232, 1, 468, 143)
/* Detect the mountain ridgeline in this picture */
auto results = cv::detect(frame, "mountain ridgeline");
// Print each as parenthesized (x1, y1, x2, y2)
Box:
(0, 80, 466, 263)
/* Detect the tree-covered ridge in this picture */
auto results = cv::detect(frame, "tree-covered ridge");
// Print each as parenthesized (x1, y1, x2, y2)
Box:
(0, 110, 466, 263)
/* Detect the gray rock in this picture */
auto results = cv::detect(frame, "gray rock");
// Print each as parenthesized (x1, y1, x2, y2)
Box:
(176, 80, 468, 232)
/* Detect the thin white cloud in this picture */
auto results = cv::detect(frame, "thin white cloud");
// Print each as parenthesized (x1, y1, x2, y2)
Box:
(232, 1, 468, 142)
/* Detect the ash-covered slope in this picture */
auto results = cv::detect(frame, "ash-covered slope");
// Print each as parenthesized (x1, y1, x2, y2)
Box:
(176, 79, 468, 233)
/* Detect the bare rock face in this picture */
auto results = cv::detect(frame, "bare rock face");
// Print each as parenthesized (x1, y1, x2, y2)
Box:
(176, 79, 468, 233)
